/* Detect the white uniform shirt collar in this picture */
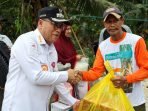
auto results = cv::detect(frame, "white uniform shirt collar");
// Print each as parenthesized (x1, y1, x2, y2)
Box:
(34, 28, 56, 53)
(34, 28, 46, 45)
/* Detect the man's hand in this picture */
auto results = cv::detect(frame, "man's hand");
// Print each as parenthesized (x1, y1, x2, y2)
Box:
(111, 76, 127, 88)
(67, 69, 82, 84)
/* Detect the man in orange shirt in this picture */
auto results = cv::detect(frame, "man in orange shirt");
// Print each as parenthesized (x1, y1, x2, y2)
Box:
(79, 7, 148, 111)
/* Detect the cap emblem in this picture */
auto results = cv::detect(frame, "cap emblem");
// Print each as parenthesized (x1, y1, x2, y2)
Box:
(56, 9, 64, 18)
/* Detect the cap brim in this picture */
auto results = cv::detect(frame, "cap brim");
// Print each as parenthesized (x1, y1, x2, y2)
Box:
(51, 18, 70, 23)
(104, 12, 121, 22)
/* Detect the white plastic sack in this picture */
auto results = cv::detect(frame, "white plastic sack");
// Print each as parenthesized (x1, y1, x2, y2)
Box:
(58, 82, 73, 104)
(51, 102, 71, 111)
(57, 62, 71, 71)
(74, 57, 89, 99)
(74, 57, 89, 71)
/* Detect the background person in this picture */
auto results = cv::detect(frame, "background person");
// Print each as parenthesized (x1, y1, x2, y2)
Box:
(0, 16, 13, 109)
(54, 22, 88, 100)
(54, 22, 83, 69)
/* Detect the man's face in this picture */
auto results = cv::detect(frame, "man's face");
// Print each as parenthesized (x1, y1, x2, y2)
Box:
(38, 19, 63, 44)
(104, 14, 124, 36)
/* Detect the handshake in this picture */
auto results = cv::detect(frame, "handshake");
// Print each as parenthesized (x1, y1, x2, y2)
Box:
(67, 69, 82, 84)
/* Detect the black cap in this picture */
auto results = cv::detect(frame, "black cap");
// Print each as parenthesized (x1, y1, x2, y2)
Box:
(103, 7, 122, 21)
(38, 6, 69, 23)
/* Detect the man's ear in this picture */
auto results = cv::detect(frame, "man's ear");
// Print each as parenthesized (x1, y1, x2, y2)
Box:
(38, 19, 42, 27)
(120, 18, 124, 25)
(37, 19, 44, 30)
(103, 21, 107, 28)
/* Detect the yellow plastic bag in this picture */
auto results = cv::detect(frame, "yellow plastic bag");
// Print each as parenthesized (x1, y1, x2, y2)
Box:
(78, 61, 135, 111)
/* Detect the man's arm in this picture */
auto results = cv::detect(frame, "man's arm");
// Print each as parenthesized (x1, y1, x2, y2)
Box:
(126, 38, 148, 83)
(111, 38, 148, 88)
(82, 48, 105, 81)
(12, 36, 80, 86)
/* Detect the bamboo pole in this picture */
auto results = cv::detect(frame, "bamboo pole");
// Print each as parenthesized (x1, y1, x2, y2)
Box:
(71, 28, 86, 57)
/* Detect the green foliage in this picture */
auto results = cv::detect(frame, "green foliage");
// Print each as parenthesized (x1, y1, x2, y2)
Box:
(0, 0, 147, 62)
(14, 2, 33, 35)
(0, 0, 20, 41)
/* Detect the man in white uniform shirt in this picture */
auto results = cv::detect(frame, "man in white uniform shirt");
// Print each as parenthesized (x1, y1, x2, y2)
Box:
(2, 7, 81, 111)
